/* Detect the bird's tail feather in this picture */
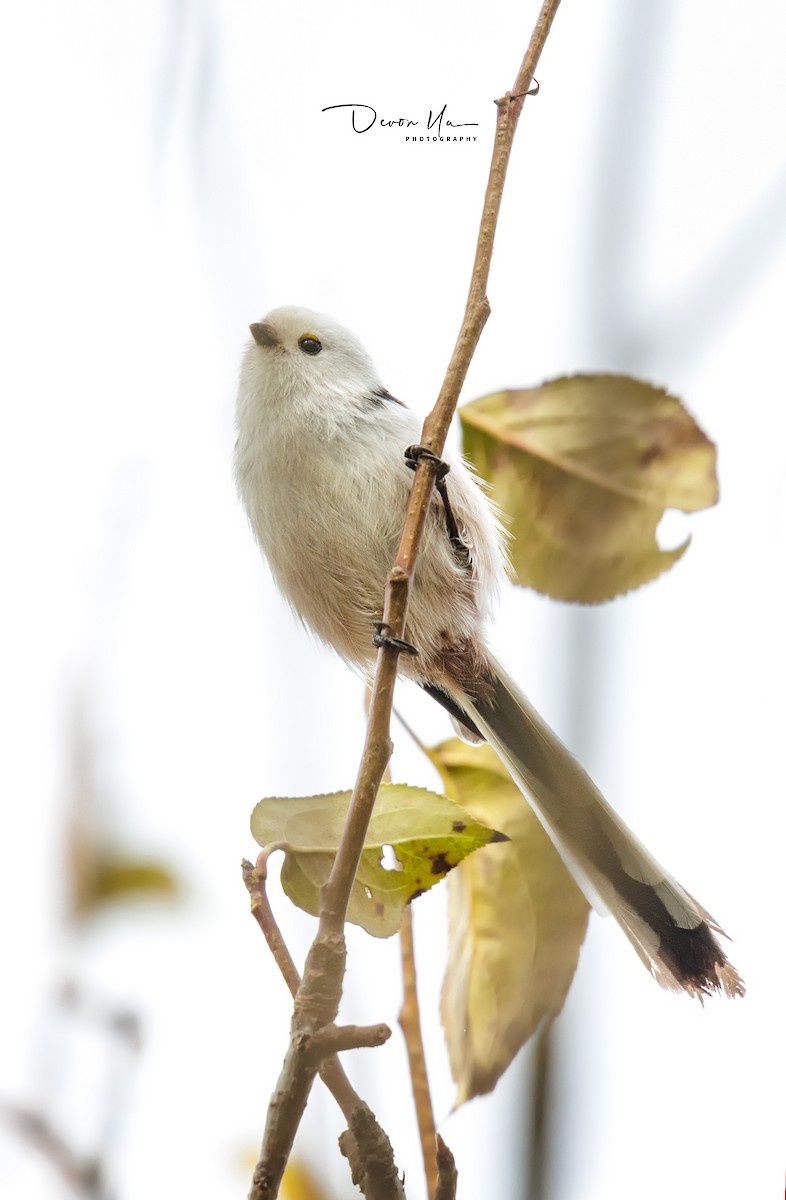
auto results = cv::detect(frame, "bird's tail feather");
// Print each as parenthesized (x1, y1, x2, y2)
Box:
(454, 654, 743, 999)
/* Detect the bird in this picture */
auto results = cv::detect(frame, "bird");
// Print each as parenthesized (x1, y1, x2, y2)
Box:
(234, 304, 743, 1000)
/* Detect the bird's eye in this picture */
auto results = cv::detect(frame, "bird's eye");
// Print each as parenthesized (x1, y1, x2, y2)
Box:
(298, 334, 322, 356)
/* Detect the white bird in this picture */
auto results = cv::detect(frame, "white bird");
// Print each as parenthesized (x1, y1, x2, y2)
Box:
(235, 305, 743, 1000)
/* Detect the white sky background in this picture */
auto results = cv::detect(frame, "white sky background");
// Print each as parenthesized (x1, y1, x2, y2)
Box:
(0, 1, 784, 1198)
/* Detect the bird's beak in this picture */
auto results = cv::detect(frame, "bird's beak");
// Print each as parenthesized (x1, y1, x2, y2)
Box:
(250, 321, 279, 348)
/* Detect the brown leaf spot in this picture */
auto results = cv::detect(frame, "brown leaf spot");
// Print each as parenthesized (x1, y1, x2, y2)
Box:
(452, 821, 467, 833)
(431, 852, 451, 876)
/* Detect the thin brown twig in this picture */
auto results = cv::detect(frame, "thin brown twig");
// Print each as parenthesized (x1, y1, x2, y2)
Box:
(434, 1136, 459, 1200)
(320, 0, 563, 938)
(304, 1022, 391, 1057)
(244, 857, 301, 995)
(249, 2, 564, 1194)
(321, 0, 562, 942)
(381, 701, 443, 1199)
(242, 857, 404, 1195)
(398, 907, 438, 1200)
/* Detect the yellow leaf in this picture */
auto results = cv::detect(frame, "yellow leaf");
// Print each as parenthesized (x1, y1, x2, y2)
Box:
(460, 375, 718, 602)
(428, 739, 590, 1104)
(72, 855, 180, 918)
(92, 859, 179, 904)
(250, 784, 505, 938)
(281, 1160, 334, 1200)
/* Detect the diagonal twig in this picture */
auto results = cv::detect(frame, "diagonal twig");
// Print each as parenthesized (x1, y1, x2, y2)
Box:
(248, 3, 564, 1195)
(398, 907, 438, 1199)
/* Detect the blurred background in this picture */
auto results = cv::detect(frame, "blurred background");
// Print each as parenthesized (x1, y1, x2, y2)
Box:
(1, 1, 783, 1197)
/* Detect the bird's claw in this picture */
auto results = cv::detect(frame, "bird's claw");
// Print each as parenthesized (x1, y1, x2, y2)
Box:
(372, 622, 419, 656)
(404, 444, 451, 483)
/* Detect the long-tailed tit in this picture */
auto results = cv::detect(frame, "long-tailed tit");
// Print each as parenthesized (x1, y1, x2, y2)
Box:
(235, 306, 742, 999)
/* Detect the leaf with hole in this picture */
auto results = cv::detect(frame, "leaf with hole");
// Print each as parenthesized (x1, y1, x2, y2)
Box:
(250, 784, 505, 938)
(460, 375, 718, 602)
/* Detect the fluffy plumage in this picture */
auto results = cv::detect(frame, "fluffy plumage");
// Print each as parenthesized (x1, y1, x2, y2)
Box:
(235, 305, 743, 999)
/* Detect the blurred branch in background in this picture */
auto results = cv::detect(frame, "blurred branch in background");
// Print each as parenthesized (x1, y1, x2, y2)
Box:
(646, 165, 786, 365)
(0, 983, 142, 1200)
(0, 685, 179, 1196)
(588, 0, 786, 366)
(65, 691, 179, 923)
(532, 4, 786, 1197)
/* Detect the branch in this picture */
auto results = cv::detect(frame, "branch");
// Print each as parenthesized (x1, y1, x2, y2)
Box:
(242, 860, 404, 1198)
(0, 1101, 104, 1198)
(434, 1136, 459, 1200)
(244, 856, 301, 996)
(398, 907, 438, 1200)
(321, 0, 562, 937)
(249, 2, 564, 1193)
(339, 1104, 407, 1200)
(303, 1022, 391, 1058)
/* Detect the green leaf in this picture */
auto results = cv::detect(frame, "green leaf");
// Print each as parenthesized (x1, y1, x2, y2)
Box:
(250, 784, 504, 938)
(428, 739, 590, 1104)
(460, 375, 718, 602)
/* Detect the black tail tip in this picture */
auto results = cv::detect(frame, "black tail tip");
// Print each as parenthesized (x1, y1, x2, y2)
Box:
(658, 921, 745, 1000)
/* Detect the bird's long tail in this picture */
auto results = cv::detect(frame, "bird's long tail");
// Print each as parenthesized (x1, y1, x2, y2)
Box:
(452, 654, 743, 999)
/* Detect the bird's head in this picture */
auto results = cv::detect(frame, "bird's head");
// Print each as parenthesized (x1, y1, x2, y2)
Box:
(241, 306, 383, 410)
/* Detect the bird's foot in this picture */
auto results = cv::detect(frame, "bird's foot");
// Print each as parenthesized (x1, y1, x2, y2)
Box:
(404, 446, 470, 568)
(372, 622, 419, 656)
(404, 444, 450, 483)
